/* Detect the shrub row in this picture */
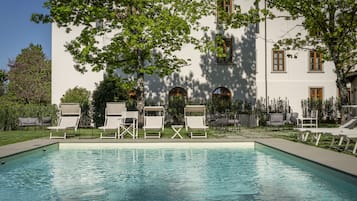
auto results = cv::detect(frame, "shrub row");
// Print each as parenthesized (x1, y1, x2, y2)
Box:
(0, 99, 57, 130)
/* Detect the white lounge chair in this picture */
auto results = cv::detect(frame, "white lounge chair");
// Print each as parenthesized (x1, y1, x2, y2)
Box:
(118, 111, 138, 139)
(295, 127, 341, 146)
(143, 106, 165, 139)
(184, 105, 208, 138)
(99, 102, 126, 139)
(295, 117, 357, 146)
(328, 129, 357, 154)
(48, 103, 81, 139)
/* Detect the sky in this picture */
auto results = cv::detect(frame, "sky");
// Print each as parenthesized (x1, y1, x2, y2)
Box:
(0, 0, 51, 71)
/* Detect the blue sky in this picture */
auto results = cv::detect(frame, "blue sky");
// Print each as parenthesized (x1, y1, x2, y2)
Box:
(0, 0, 51, 70)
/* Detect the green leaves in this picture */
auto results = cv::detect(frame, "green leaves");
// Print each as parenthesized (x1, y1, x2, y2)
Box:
(7, 44, 51, 104)
(269, 0, 357, 104)
(33, 0, 269, 110)
(43, 1, 201, 76)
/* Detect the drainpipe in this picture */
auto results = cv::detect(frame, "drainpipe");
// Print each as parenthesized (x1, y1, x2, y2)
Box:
(264, 0, 268, 114)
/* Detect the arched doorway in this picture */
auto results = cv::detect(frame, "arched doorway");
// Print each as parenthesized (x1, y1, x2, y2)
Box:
(127, 90, 137, 110)
(212, 87, 232, 113)
(168, 87, 187, 124)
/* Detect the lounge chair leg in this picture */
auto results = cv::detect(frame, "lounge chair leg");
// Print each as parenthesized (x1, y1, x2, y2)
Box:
(315, 134, 321, 146)
(330, 136, 337, 148)
(338, 136, 344, 146)
(353, 142, 357, 154)
(297, 132, 304, 141)
(344, 138, 350, 151)
(302, 132, 309, 142)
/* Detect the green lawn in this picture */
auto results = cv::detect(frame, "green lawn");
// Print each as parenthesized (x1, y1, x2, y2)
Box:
(0, 129, 49, 146)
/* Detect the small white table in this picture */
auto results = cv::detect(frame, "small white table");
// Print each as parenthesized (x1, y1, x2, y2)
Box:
(171, 125, 184, 139)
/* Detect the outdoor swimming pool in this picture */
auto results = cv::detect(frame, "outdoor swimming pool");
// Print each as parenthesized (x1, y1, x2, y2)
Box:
(0, 142, 356, 201)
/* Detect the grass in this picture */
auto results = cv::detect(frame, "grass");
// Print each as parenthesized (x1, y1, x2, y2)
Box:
(0, 129, 49, 146)
(0, 126, 355, 156)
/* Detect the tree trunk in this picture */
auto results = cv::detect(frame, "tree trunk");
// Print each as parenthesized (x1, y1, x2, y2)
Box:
(136, 72, 145, 126)
(136, 48, 145, 127)
(335, 68, 349, 105)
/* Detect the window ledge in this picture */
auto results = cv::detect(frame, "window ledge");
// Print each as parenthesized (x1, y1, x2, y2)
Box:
(271, 71, 287, 74)
(308, 71, 325, 73)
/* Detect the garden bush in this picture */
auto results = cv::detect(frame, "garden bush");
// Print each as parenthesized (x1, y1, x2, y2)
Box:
(301, 97, 341, 123)
(0, 96, 57, 130)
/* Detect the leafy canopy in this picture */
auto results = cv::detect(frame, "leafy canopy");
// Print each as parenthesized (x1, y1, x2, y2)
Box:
(268, 0, 357, 104)
(32, 0, 264, 115)
(7, 44, 51, 104)
(33, 0, 217, 77)
(61, 86, 91, 106)
(270, 0, 356, 69)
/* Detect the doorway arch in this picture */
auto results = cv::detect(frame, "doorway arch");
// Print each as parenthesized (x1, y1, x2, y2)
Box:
(211, 87, 232, 113)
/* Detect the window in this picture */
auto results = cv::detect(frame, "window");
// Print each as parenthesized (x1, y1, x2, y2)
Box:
(218, 0, 232, 13)
(216, 36, 233, 64)
(169, 87, 187, 99)
(272, 50, 285, 72)
(309, 51, 323, 71)
(217, 0, 232, 23)
(212, 87, 232, 113)
(309, 88, 323, 100)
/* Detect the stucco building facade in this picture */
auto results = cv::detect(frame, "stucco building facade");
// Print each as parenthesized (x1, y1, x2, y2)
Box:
(51, 1, 338, 116)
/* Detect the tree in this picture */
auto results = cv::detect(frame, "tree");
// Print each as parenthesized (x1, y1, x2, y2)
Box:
(0, 70, 7, 96)
(32, 0, 215, 115)
(8, 44, 51, 104)
(61, 86, 91, 106)
(268, 0, 357, 104)
(32, 1, 261, 117)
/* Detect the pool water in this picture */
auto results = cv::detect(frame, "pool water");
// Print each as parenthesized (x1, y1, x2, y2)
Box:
(0, 143, 356, 201)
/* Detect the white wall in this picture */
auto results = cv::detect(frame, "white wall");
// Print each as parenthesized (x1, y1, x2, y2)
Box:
(51, 24, 104, 105)
(143, 0, 258, 104)
(255, 6, 337, 115)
